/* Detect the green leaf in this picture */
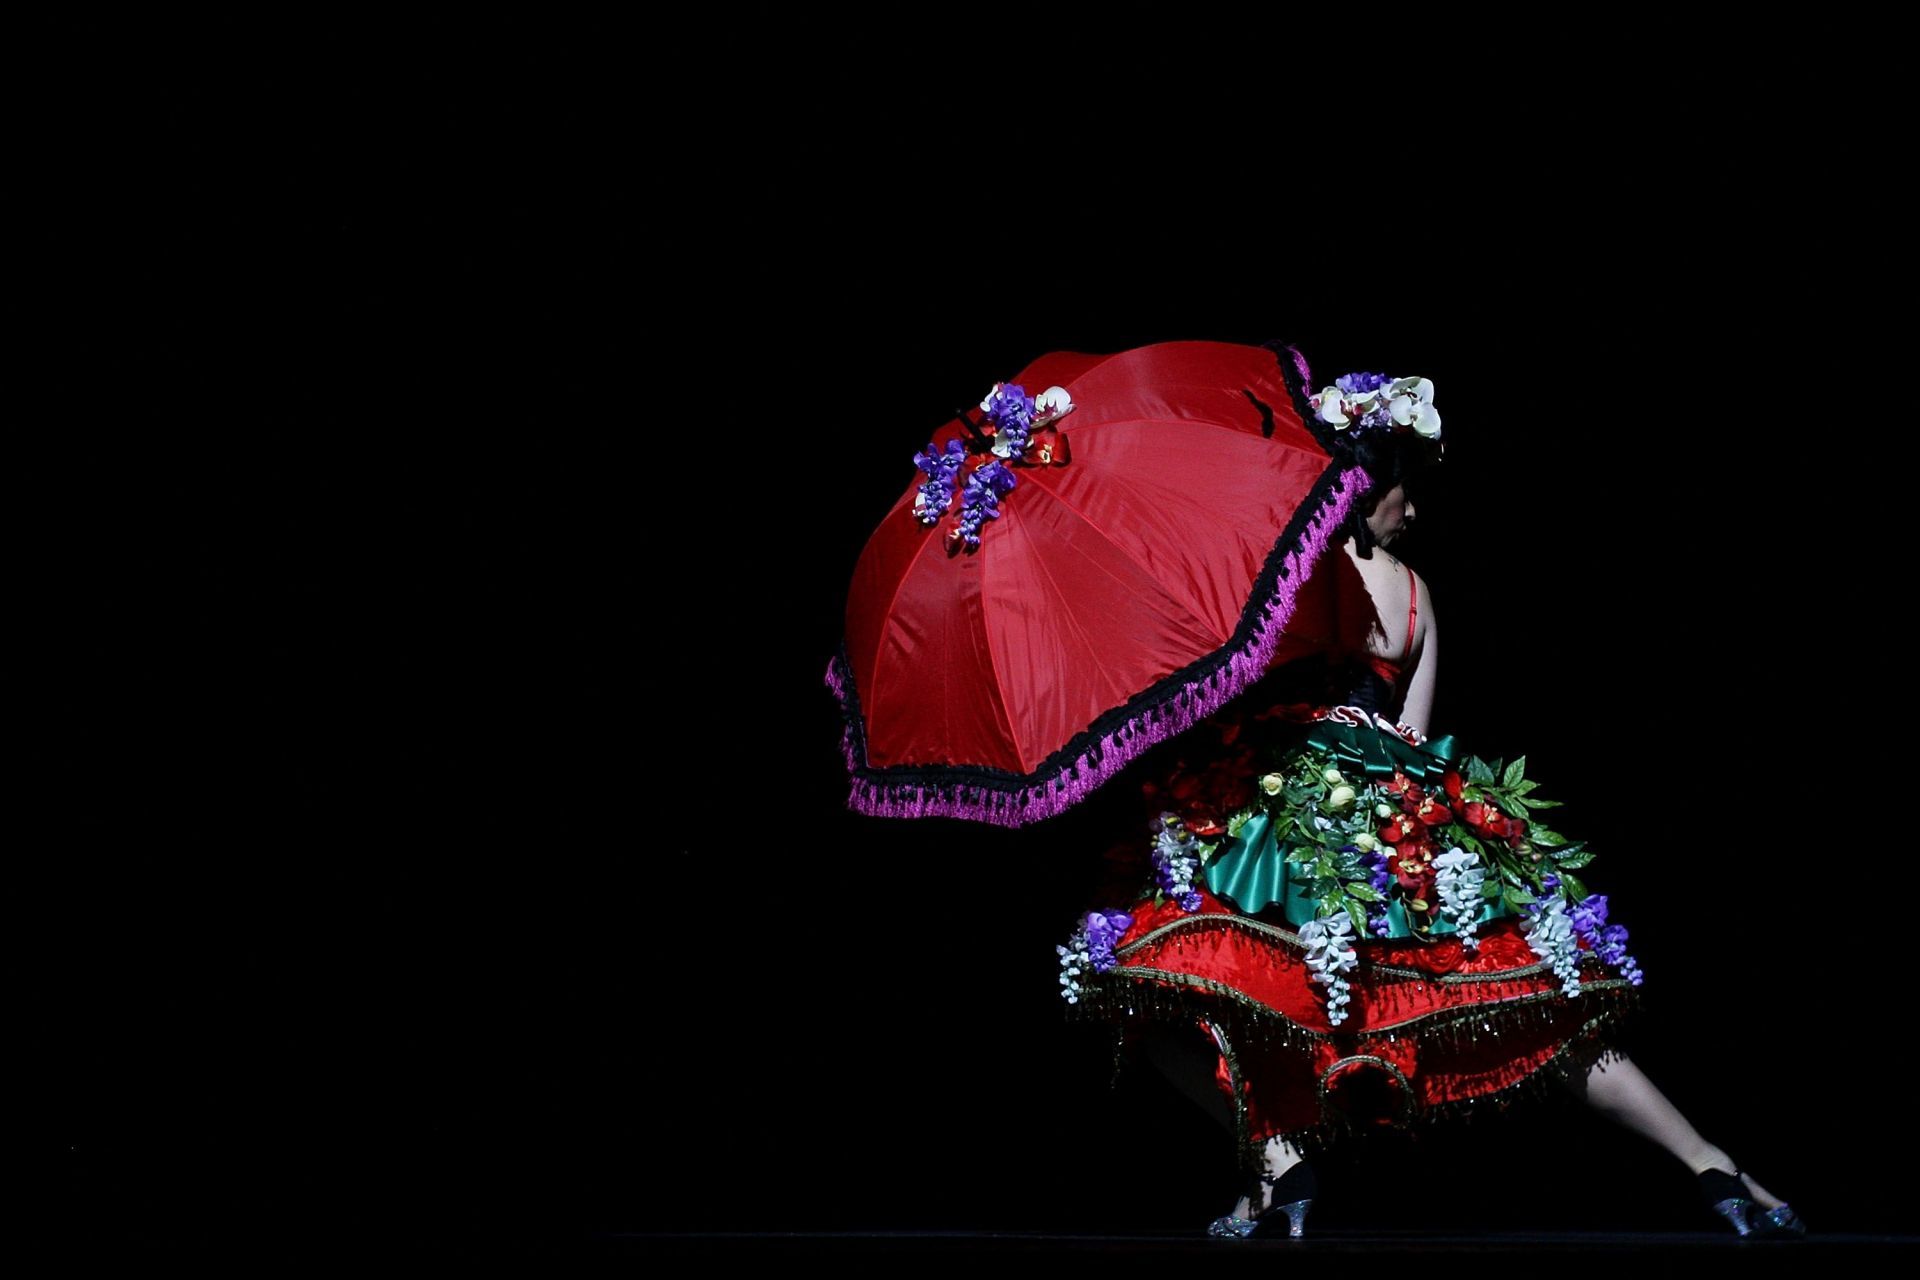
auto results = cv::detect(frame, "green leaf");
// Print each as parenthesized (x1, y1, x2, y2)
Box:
(1346, 882, 1384, 903)
(1346, 902, 1370, 935)
(1481, 878, 1505, 900)
(1467, 757, 1496, 785)
(1502, 884, 1537, 910)
(1503, 756, 1527, 789)
(1558, 872, 1588, 901)
(1529, 826, 1568, 847)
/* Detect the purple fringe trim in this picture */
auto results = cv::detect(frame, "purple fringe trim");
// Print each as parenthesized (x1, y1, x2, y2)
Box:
(825, 466, 1373, 828)
(1285, 345, 1312, 389)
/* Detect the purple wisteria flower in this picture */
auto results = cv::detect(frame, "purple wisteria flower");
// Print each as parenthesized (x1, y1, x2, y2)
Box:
(1057, 908, 1135, 1002)
(1596, 921, 1644, 986)
(1150, 813, 1205, 912)
(981, 382, 1036, 460)
(1570, 893, 1609, 940)
(912, 438, 968, 525)
(954, 459, 1018, 550)
(1084, 909, 1134, 973)
(1361, 848, 1395, 935)
(1561, 892, 1645, 987)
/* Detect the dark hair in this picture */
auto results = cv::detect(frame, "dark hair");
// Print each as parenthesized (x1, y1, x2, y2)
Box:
(1332, 427, 1442, 560)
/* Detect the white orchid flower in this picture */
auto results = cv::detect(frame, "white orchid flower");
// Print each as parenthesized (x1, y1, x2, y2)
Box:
(1032, 385, 1074, 427)
(1311, 388, 1351, 428)
(1387, 377, 1441, 439)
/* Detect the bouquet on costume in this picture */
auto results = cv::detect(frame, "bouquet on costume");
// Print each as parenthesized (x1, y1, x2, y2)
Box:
(1060, 713, 1645, 1024)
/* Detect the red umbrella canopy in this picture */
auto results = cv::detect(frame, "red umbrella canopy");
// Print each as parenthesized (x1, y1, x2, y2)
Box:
(826, 341, 1372, 827)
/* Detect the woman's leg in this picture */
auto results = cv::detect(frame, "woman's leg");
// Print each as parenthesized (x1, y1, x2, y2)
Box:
(1139, 1023, 1307, 1218)
(1564, 1050, 1787, 1210)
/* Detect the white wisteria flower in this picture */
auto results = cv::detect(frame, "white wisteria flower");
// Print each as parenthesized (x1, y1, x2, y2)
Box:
(1056, 932, 1092, 1003)
(1300, 915, 1360, 1025)
(1523, 897, 1583, 996)
(1433, 846, 1486, 950)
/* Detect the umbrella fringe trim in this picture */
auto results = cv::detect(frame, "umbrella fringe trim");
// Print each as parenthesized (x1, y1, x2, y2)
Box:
(825, 462, 1375, 828)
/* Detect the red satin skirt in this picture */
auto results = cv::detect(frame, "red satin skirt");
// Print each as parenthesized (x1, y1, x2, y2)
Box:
(1083, 883, 1641, 1162)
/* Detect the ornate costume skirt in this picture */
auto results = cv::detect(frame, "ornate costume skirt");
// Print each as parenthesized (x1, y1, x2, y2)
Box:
(1060, 710, 1645, 1169)
(1076, 884, 1640, 1166)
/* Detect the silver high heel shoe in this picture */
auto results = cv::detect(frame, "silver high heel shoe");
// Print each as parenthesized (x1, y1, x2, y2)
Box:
(1207, 1161, 1317, 1239)
(1696, 1167, 1807, 1238)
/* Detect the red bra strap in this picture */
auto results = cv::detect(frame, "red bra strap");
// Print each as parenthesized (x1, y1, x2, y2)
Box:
(1403, 566, 1418, 665)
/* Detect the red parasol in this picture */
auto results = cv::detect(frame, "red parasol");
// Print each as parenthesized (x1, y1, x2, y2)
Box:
(825, 340, 1370, 827)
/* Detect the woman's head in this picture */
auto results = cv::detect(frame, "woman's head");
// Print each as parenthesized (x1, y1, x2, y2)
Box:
(1307, 372, 1443, 559)
(1362, 481, 1416, 549)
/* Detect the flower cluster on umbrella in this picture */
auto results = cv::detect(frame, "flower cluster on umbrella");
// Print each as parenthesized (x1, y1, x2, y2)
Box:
(910, 381, 1074, 554)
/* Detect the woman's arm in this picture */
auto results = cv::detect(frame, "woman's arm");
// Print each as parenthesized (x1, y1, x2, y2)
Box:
(1399, 573, 1437, 739)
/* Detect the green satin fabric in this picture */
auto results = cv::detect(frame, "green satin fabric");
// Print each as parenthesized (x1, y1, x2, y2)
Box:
(1202, 718, 1513, 938)
(1302, 716, 1457, 784)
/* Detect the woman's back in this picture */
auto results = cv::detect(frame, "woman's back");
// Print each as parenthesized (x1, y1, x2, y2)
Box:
(1259, 540, 1432, 730)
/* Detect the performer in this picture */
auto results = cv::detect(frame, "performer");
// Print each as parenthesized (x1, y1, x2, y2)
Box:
(1057, 372, 1805, 1240)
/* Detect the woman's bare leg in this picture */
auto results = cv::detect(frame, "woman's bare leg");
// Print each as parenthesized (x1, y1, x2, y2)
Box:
(1565, 1050, 1787, 1210)
(1138, 1025, 1307, 1218)
(1229, 1136, 1307, 1219)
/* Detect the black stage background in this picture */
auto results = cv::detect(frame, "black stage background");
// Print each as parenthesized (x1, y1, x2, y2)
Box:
(43, 71, 1912, 1254)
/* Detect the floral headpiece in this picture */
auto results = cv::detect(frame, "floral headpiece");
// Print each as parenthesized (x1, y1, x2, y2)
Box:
(1309, 372, 1441, 444)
